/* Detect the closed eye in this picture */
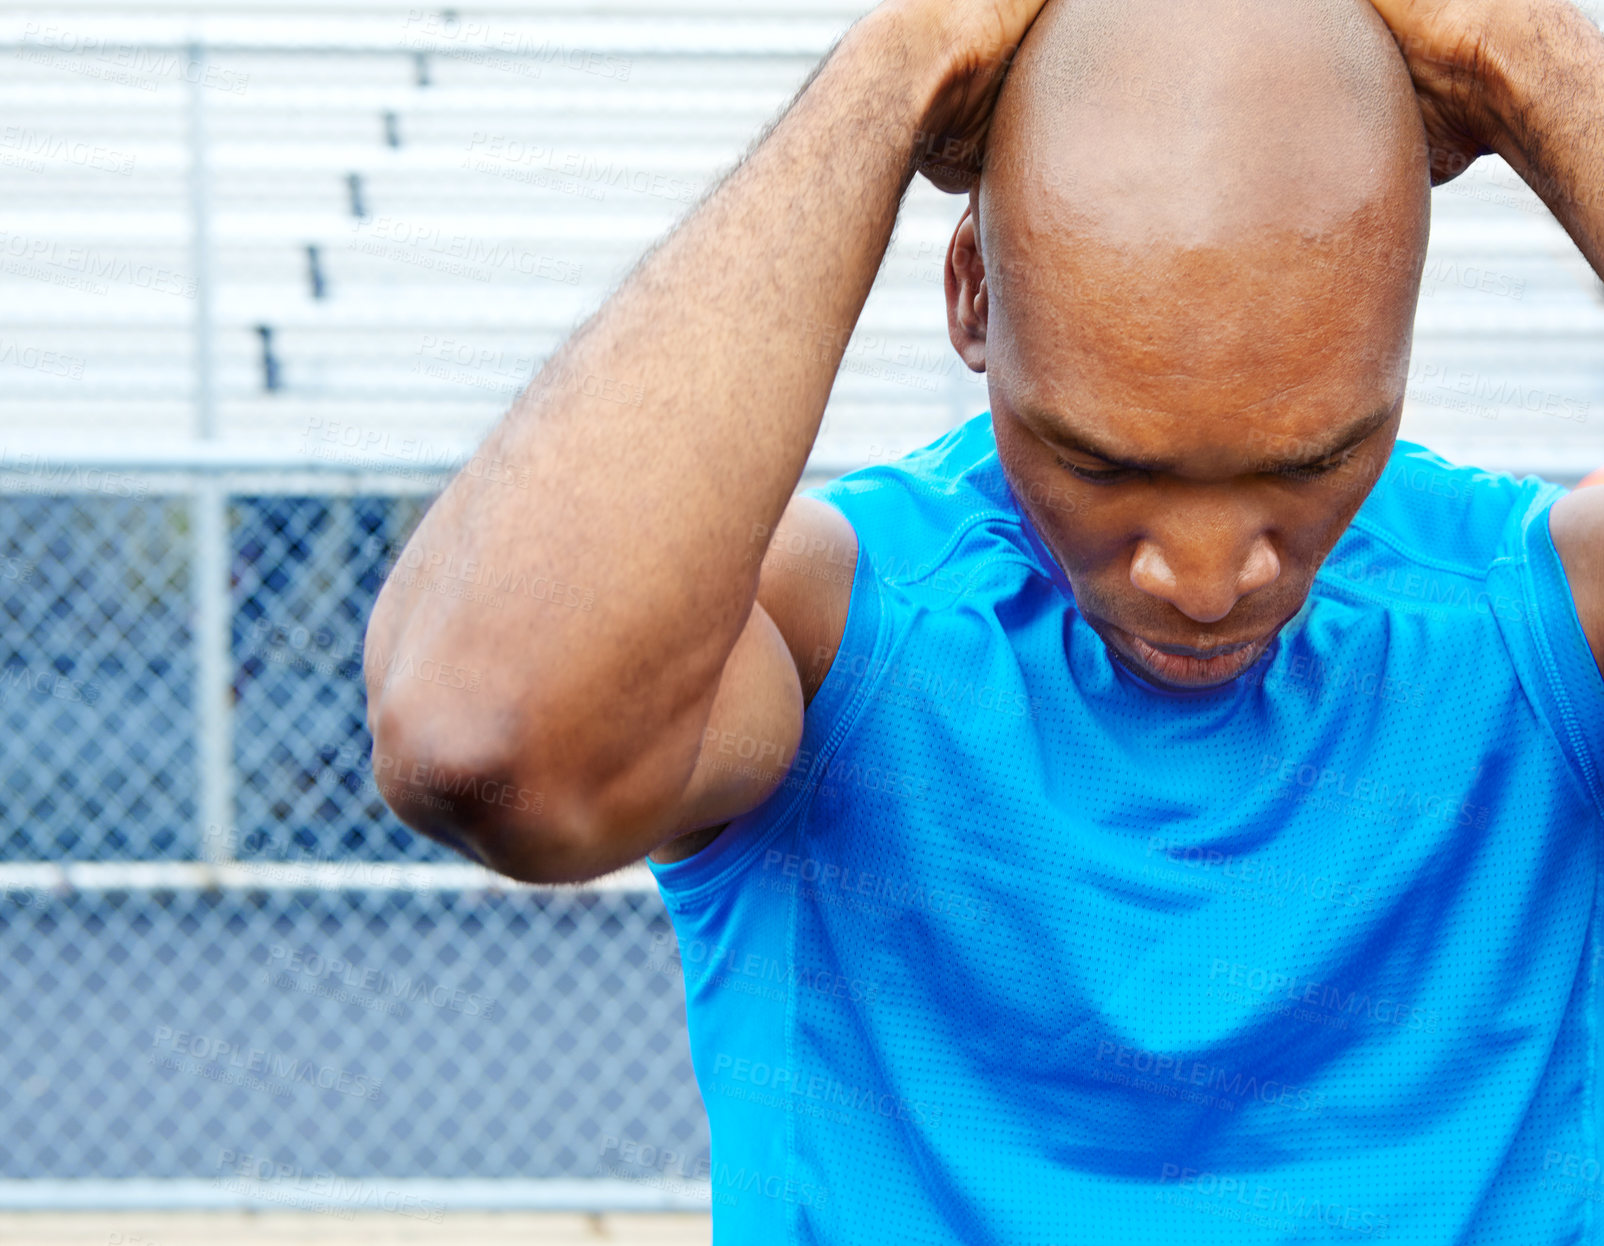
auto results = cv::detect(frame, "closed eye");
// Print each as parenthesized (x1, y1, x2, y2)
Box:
(1055, 455, 1136, 484)
(1275, 450, 1355, 481)
(1054, 449, 1358, 483)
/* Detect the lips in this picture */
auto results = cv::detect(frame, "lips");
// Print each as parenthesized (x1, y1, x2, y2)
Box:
(1136, 637, 1255, 660)
(1114, 628, 1270, 688)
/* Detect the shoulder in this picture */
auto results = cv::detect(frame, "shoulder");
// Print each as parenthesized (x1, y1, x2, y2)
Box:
(802, 411, 1030, 592)
(1334, 442, 1604, 811)
(753, 493, 858, 705)
(1348, 441, 1563, 565)
(1327, 441, 1604, 737)
(808, 409, 1008, 506)
(1548, 486, 1604, 677)
(763, 412, 1032, 694)
(763, 418, 997, 693)
(1325, 442, 1567, 607)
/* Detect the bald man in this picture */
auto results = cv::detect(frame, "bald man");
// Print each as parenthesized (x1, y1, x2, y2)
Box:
(365, 0, 1604, 1239)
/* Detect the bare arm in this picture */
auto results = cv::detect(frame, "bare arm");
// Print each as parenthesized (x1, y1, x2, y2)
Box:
(1486, 1, 1604, 674)
(364, 0, 1048, 882)
(1483, 0, 1604, 272)
(1367, 0, 1604, 677)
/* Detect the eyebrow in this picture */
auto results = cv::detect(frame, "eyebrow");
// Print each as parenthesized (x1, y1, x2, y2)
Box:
(1029, 400, 1400, 475)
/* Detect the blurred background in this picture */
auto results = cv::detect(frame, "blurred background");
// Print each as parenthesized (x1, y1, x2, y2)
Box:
(0, 0, 1600, 1241)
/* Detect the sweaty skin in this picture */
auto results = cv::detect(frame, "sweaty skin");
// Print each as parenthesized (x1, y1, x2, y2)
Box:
(948, 0, 1431, 690)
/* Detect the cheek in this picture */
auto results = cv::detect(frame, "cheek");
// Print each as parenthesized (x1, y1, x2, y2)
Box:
(995, 430, 1102, 539)
(1270, 488, 1378, 585)
(1022, 490, 1142, 589)
(1001, 459, 1118, 556)
(1011, 472, 1094, 531)
(1307, 453, 1391, 543)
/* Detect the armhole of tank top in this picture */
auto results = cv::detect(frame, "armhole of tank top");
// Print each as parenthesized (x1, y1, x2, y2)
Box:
(1491, 491, 1604, 821)
(645, 498, 892, 908)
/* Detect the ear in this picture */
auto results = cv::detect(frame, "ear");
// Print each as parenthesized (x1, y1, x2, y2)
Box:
(945, 199, 988, 374)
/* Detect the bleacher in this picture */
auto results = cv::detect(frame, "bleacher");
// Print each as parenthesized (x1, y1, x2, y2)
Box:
(1, 0, 1598, 481)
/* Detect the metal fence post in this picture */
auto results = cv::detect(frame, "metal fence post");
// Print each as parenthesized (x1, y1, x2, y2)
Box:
(187, 40, 216, 441)
(188, 41, 232, 862)
(194, 481, 232, 863)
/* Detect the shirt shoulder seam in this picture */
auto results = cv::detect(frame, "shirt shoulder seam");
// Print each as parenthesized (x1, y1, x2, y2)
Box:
(1345, 513, 1497, 580)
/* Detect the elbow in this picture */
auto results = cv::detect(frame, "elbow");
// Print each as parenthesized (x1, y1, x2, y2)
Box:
(366, 684, 602, 885)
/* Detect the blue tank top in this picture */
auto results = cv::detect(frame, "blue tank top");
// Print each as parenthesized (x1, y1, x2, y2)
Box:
(645, 411, 1604, 1244)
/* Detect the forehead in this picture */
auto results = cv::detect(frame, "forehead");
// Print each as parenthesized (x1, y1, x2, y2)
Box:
(982, 212, 1419, 467)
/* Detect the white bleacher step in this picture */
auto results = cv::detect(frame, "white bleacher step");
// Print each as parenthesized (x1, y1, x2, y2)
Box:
(0, 15, 859, 55)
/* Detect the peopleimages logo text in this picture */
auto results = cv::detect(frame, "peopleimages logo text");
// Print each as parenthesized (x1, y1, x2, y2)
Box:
(712, 1052, 943, 1127)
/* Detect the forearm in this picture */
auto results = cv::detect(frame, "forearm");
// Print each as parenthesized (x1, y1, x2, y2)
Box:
(366, 5, 947, 824)
(1484, 0, 1604, 275)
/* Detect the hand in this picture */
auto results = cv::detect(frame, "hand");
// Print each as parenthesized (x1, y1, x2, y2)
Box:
(1364, 0, 1517, 184)
(878, 0, 1055, 192)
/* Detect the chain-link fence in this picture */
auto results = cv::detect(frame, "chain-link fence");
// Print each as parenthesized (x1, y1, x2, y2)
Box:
(0, 463, 709, 1212)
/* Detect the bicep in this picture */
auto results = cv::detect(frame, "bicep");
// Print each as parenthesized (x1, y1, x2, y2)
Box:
(647, 493, 858, 862)
(648, 598, 806, 859)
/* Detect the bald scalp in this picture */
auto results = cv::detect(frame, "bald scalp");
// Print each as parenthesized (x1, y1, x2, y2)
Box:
(977, 0, 1430, 292)
(1000, 0, 1409, 129)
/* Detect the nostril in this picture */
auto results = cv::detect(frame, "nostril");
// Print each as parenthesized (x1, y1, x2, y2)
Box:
(1237, 541, 1282, 594)
(1129, 542, 1177, 595)
(1130, 538, 1272, 625)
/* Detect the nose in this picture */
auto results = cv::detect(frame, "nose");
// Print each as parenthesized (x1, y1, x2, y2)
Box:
(1129, 513, 1281, 625)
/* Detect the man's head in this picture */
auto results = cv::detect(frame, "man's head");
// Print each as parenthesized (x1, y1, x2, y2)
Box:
(945, 0, 1430, 689)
